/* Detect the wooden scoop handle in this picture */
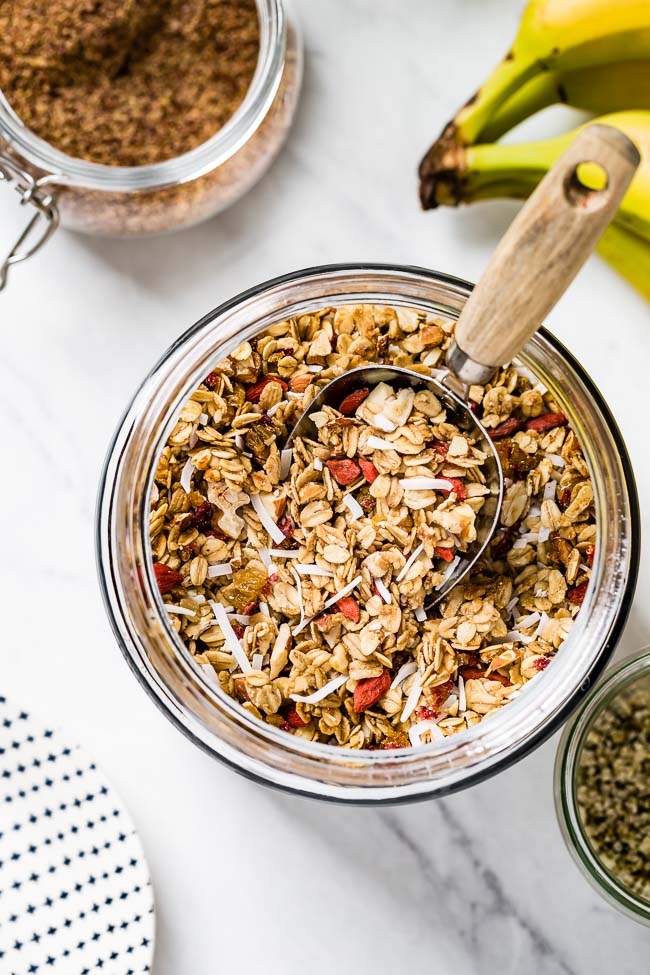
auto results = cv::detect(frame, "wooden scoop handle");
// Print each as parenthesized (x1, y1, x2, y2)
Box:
(450, 124, 640, 380)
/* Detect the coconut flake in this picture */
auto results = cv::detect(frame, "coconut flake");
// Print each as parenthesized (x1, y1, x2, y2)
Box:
(199, 412, 209, 424)
(506, 596, 519, 616)
(259, 548, 275, 572)
(533, 381, 548, 396)
(367, 435, 397, 452)
(414, 605, 427, 622)
(150, 482, 159, 503)
(266, 401, 282, 417)
(280, 448, 293, 480)
(250, 492, 286, 545)
(544, 480, 558, 501)
(343, 493, 364, 521)
(373, 414, 396, 433)
(322, 575, 362, 611)
(375, 578, 392, 604)
(538, 525, 551, 543)
(180, 457, 195, 494)
(515, 611, 541, 629)
(435, 555, 461, 589)
(212, 601, 251, 673)
(251, 653, 264, 671)
(548, 453, 565, 468)
(259, 601, 270, 617)
(313, 457, 323, 471)
(400, 674, 423, 723)
(397, 543, 424, 583)
(207, 563, 233, 578)
(290, 673, 347, 704)
(505, 629, 534, 644)
(534, 611, 550, 640)
(399, 477, 456, 492)
(293, 563, 335, 577)
(166, 605, 196, 618)
(225, 612, 250, 625)
(458, 675, 466, 713)
(188, 428, 199, 449)
(390, 660, 417, 689)
(268, 549, 300, 558)
(307, 364, 324, 372)
(409, 720, 444, 747)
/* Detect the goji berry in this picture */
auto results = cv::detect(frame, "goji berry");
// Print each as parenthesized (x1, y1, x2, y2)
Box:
(204, 529, 228, 540)
(438, 477, 467, 501)
(525, 412, 568, 433)
(534, 657, 551, 672)
(415, 705, 439, 721)
(559, 487, 571, 509)
(277, 515, 294, 538)
(242, 600, 259, 616)
(358, 457, 379, 483)
(354, 670, 391, 712)
(338, 388, 369, 415)
(567, 581, 589, 606)
(336, 596, 360, 622)
(434, 546, 454, 562)
(431, 439, 449, 457)
(184, 501, 214, 533)
(153, 562, 183, 594)
(326, 458, 361, 486)
(232, 624, 245, 639)
(285, 706, 307, 728)
(204, 371, 219, 390)
(585, 544, 595, 567)
(245, 375, 288, 403)
(490, 418, 525, 440)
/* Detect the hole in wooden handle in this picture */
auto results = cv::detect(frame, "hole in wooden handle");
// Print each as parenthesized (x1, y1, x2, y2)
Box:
(565, 161, 610, 207)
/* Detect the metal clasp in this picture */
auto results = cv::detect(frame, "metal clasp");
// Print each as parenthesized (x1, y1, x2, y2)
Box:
(0, 152, 59, 291)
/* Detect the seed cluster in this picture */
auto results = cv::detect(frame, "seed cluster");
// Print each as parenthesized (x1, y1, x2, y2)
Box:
(576, 678, 650, 900)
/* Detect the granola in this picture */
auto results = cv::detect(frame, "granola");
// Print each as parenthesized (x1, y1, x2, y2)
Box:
(149, 304, 596, 749)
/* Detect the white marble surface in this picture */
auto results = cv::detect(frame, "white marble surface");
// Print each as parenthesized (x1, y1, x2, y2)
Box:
(2, 1, 650, 971)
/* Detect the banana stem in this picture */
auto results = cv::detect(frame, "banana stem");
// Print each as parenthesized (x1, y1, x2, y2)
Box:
(597, 224, 650, 300)
(449, 137, 568, 205)
(480, 73, 560, 143)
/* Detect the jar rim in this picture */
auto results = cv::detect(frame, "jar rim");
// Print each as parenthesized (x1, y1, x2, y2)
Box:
(0, 0, 286, 193)
(97, 263, 640, 801)
(554, 649, 650, 923)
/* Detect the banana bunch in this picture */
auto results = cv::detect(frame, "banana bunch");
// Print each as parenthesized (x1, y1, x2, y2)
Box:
(418, 0, 650, 298)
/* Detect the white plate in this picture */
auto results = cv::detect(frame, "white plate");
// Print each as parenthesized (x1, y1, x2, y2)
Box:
(0, 694, 155, 973)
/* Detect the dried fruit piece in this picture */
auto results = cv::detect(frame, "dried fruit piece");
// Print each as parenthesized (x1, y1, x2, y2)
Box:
(567, 581, 589, 606)
(438, 477, 467, 501)
(415, 705, 439, 721)
(358, 457, 379, 483)
(183, 501, 214, 532)
(354, 670, 391, 712)
(586, 543, 595, 567)
(153, 562, 183, 594)
(285, 706, 307, 728)
(431, 439, 450, 457)
(425, 679, 455, 709)
(338, 388, 369, 415)
(534, 657, 551, 672)
(380, 732, 409, 750)
(525, 412, 568, 433)
(336, 596, 360, 622)
(559, 487, 572, 509)
(277, 515, 294, 538)
(490, 418, 525, 440)
(434, 546, 454, 562)
(245, 375, 288, 403)
(204, 371, 219, 390)
(221, 564, 268, 613)
(326, 458, 361, 486)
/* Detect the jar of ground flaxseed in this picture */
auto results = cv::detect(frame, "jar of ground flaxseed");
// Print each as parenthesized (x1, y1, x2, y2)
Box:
(0, 0, 301, 289)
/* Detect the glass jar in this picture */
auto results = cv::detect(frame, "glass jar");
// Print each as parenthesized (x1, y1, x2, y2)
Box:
(97, 264, 639, 803)
(555, 651, 650, 924)
(0, 0, 301, 288)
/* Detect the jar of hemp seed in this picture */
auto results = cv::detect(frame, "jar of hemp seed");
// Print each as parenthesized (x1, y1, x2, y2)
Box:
(0, 0, 301, 289)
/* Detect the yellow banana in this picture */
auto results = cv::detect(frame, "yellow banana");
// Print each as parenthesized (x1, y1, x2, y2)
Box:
(482, 60, 650, 142)
(425, 112, 650, 243)
(596, 224, 650, 300)
(420, 0, 650, 208)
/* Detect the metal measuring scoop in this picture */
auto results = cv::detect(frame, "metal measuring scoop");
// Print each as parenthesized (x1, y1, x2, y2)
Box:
(286, 124, 639, 609)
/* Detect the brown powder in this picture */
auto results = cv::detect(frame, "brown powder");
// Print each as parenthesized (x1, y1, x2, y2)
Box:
(0, 0, 260, 166)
